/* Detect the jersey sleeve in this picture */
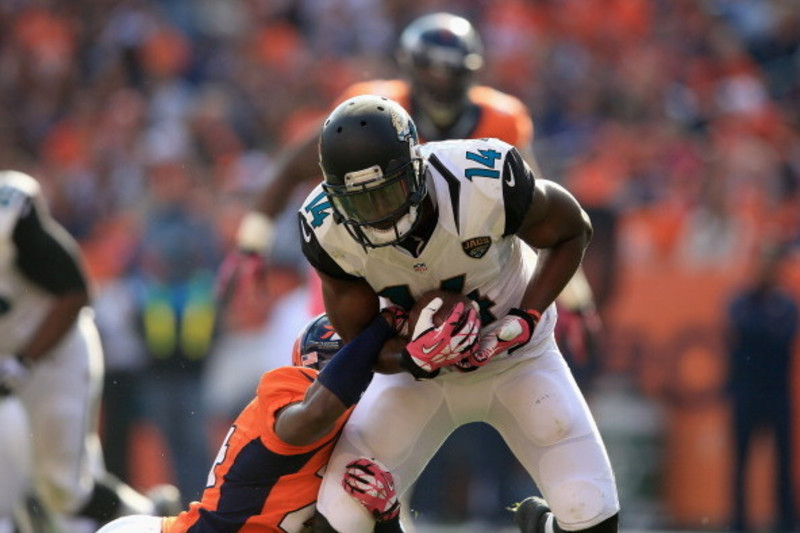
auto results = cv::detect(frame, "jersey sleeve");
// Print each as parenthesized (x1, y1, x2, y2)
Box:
(0, 172, 88, 294)
(298, 213, 361, 281)
(14, 201, 88, 294)
(470, 86, 534, 149)
(501, 146, 536, 236)
(297, 185, 363, 281)
(256, 367, 350, 455)
(0, 171, 40, 238)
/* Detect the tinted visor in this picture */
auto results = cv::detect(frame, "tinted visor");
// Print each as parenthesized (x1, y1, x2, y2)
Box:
(324, 160, 417, 229)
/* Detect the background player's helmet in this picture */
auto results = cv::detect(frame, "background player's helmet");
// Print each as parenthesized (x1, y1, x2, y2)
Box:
(396, 13, 484, 114)
(319, 95, 426, 248)
(291, 314, 344, 370)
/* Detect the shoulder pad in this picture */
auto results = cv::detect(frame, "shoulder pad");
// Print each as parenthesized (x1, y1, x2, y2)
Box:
(0, 171, 41, 240)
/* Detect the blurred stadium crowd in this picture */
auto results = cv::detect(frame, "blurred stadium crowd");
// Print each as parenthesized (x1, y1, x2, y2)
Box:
(1, 0, 798, 531)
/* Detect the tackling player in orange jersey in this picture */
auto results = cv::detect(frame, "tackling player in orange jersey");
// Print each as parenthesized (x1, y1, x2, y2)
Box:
(96, 312, 408, 533)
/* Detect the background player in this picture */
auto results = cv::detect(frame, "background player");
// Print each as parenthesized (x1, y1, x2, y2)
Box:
(96, 311, 413, 532)
(299, 96, 619, 533)
(0, 170, 179, 533)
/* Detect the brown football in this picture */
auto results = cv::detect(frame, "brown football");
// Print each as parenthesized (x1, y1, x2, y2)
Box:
(406, 289, 475, 335)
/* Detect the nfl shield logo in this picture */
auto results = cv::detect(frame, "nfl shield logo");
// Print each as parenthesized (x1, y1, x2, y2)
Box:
(462, 236, 491, 258)
(413, 262, 427, 273)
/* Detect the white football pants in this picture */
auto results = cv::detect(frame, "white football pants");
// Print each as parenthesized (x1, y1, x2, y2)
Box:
(0, 396, 31, 521)
(96, 515, 162, 533)
(317, 337, 620, 532)
(15, 309, 106, 515)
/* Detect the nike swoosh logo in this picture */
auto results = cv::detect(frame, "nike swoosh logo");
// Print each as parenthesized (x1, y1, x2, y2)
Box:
(505, 171, 516, 187)
(421, 340, 443, 355)
(300, 220, 313, 243)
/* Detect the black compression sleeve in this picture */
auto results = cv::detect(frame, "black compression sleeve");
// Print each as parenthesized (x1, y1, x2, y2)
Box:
(317, 314, 394, 407)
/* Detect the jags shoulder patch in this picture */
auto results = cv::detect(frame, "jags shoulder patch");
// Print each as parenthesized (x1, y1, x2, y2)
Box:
(462, 236, 491, 259)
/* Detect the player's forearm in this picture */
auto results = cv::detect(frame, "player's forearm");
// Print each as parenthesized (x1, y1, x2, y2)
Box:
(522, 232, 590, 314)
(276, 382, 348, 446)
(20, 289, 88, 363)
(374, 337, 409, 374)
(237, 134, 322, 254)
(278, 314, 395, 445)
(252, 132, 322, 220)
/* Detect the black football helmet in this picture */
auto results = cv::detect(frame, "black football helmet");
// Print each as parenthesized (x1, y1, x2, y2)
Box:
(291, 314, 344, 370)
(397, 13, 484, 116)
(319, 95, 426, 248)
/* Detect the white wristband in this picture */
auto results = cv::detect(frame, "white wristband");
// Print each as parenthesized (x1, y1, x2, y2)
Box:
(236, 211, 274, 253)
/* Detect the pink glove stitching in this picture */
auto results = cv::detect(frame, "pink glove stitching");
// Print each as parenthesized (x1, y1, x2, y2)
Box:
(456, 308, 538, 371)
(404, 301, 481, 372)
(342, 458, 400, 522)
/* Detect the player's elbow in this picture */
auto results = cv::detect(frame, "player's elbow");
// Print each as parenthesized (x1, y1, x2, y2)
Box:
(579, 209, 593, 247)
(302, 397, 343, 431)
(279, 393, 346, 446)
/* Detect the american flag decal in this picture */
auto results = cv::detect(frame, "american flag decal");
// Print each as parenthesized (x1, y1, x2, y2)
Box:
(413, 262, 427, 273)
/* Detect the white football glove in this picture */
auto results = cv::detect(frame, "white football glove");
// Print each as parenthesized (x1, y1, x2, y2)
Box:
(456, 308, 539, 371)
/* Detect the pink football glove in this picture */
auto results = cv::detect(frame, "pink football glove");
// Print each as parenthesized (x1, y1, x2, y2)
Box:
(342, 458, 400, 522)
(456, 308, 540, 371)
(400, 298, 481, 379)
(214, 250, 267, 304)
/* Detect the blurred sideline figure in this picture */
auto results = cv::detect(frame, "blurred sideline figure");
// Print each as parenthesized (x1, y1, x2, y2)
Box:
(217, 12, 601, 523)
(96, 312, 405, 532)
(725, 245, 797, 532)
(130, 147, 224, 505)
(0, 170, 180, 533)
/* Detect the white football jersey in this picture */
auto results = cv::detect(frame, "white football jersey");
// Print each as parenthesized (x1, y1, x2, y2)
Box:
(0, 171, 55, 352)
(299, 137, 557, 352)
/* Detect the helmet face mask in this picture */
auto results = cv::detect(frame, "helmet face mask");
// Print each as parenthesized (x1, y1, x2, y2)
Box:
(291, 314, 343, 370)
(319, 95, 426, 248)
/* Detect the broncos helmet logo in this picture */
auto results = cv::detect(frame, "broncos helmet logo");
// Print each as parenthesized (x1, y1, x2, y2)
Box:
(291, 314, 344, 369)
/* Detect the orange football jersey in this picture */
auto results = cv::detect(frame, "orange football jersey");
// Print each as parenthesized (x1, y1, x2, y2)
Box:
(163, 367, 352, 533)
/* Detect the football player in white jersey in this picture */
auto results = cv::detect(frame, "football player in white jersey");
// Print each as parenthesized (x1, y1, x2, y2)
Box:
(0, 170, 179, 532)
(297, 96, 620, 533)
